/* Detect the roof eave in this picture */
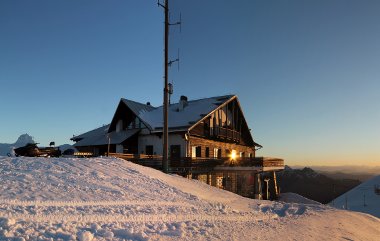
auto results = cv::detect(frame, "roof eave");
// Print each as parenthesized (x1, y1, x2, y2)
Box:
(150, 128, 189, 134)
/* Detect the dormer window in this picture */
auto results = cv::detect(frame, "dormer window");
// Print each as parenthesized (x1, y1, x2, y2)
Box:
(127, 117, 144, 129)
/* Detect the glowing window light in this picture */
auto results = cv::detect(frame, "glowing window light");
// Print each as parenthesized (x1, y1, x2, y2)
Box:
(230, 150, 237, 160)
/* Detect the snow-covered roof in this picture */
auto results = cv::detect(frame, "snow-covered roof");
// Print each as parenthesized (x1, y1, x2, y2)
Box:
(72, 94, 246, 144)
(71, 124, 110, 141)
(138, 95, 234, 131)
(73, 129, 139, 147)
(121, 98, 156, 116)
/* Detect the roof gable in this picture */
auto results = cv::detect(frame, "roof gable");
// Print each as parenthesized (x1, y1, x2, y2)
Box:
(121, 99, 156, 115)
(109, 99, 155, 132)
(138, 95, 234, 131)
(187, 96, 260, 147)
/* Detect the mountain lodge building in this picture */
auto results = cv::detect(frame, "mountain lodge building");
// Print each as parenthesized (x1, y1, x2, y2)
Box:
(71, 94, 284, 200)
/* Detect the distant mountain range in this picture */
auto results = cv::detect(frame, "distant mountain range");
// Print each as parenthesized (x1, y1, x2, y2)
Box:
(0, 134, 73, 156)
(319, 171, 375, 183)
(277, 166, 362, 204)
(293, 165, 380, 176)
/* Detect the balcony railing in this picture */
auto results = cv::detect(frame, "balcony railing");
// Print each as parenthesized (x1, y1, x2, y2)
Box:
(209, 127, 241, 142)
(109, 153, 284, 172)
(170, 157, 284, 169)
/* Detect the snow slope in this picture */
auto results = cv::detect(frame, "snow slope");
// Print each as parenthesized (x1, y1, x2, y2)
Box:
(331, 175, 380, 218)
(0, 156, 379, 240)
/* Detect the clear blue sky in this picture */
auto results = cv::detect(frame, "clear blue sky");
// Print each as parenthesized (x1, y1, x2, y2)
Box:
(1, 0, 379, 166)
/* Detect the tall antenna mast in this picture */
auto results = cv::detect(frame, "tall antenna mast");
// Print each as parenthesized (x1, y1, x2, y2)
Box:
(158, 0, 181, 173)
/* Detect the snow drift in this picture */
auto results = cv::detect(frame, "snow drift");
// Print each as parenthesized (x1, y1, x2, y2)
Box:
(0, 156, 379, 240)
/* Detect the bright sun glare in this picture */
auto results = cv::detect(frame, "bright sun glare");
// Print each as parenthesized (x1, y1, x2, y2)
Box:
(230, 150, 237, 160)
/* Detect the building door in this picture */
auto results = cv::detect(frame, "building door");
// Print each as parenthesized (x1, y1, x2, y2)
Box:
(145, 145, 153, 155)
(170, 145, 181, 159)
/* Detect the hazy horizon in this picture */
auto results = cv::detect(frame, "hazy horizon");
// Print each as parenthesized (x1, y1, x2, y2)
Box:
(290, 164, 380, 174)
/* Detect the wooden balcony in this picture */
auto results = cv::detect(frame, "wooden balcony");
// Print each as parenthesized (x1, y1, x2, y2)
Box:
(214, 157, 284, 172)
(109, 153, 163, 169)
(209, 127, 241, 143)
(109, 153, 284, 173)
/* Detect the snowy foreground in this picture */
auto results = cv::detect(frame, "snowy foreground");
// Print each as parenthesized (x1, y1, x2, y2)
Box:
(0, 157, 379, 241)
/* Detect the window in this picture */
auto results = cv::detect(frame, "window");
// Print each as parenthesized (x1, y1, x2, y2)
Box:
(204, 118, 211, 136)
(196, 146, 202, 157)
(225, 149, 231, 158)
(145, 145, 153, 155)
(230, 150, 237, 160)
(135, 118, 140, 128)
(127, 117, 143, 129)
(205, 147, 209, 158)
(214, 148, 221, 158)
(116, 119, 123, 132)
(240, 152, 244, 157)
(191, 146, 196, 158)
(192, 146, 202, 158)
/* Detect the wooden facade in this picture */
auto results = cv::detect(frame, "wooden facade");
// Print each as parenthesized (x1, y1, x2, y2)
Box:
(188, 136, 255, 159)
(189, 98, 256, 147)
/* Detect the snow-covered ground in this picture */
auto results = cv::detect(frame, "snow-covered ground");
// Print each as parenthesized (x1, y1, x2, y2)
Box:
(0, 156, 379, 240)
(331, 175, 380, 218)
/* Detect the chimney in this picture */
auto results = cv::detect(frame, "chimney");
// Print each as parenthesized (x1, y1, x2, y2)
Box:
(146, 102, 151, 106)
(179, 95, 188, 111)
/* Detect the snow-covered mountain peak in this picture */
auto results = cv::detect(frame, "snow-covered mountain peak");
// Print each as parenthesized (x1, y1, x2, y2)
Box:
(14, 133, 35, 147)
(0, 134, 36, 156)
